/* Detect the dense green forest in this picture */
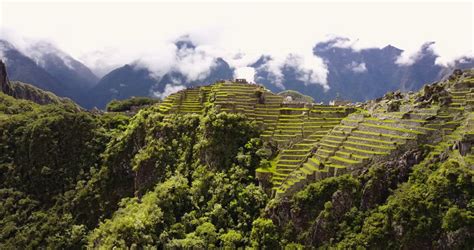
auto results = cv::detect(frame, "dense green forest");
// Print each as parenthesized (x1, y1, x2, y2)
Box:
(0, 67, 473, 248)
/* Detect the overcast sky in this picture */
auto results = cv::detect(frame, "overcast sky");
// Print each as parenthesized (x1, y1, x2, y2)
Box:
(0, 1, 472, 85)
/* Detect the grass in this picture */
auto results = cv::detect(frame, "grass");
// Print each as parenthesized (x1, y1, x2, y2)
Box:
(330, 156, 361, 164)
(326, 163, 346, 169)
(326, 135, 346, 140)
(360, 123, 425, 134)
(352, 130, 414, 140)
(282, 150, 310, 154)
(318, 142, 339, 149)
(321, 139, 343, 145)
(344, 141, 395, 151)
(348, 136, 398, 145)
(336, 151, 369, 160)
(341, 145, 389, 155)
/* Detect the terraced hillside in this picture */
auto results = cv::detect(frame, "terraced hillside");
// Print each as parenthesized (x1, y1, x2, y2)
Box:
(155, 81, 354, 152)
(149, 70, 473, 199)
(274, 108, 438, 196)
(274, 70, 473, 197)
(158, 86, 211, 114)
(269, 105, 352, 190)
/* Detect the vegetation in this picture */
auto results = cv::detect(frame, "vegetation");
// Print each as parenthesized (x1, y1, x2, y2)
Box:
(0, 70, 473, 248)
(9, 81, 79, 107)
(267, 153, 474, 248)
(0, 93, 269, 248)
(106, 96, 160, 112)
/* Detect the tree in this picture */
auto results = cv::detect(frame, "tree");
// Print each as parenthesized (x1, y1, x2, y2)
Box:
(220, 230, 244, 248)
(250, 218, 280, 249)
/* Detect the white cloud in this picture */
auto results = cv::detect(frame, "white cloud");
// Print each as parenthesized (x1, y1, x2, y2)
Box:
(347, 61, 367, 73)
(0, 2, 472, 83)
(78, 48, 124, 77)
(234, 66, 255, 83)
(28, 41, 77, 70)
(287, 53, 329, 90)
(152, 84, 185, 99)
(173, 44, 217, 82)
(395, 45, 430, 66)
(395, 50, 420, 66)
(0, 30, 84, 72)
(79, 37, 220, 81)
(258, 52, 329, 90)
(435, 51, 474, 67)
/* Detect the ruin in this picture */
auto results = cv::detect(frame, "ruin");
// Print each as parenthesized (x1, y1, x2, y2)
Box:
(154, 69, 474, 198)
(234, 78, 248, 84)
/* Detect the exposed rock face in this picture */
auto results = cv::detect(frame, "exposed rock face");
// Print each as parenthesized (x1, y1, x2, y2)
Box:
(308, 189, 355, 245)
(387, 100, 401, 112)
(437, 228, 474, 249)
(360, 149, 424, 210)
(0, 60, 12, 95)
(454, 133, 473, 157)
(415, 83, 450, 107)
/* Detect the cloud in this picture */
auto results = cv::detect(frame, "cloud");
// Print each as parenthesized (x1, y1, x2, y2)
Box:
(172, 43, 217, 82)
(1, 2, 472, 86)
(234, 66, 255, 83)
(395, 48, 427, 66)
(347, 61, 367, 73)
(2, 29, 222, 85)
(92, 36, 220, 82)
(257, 52, 329, 90)
(78, 48, 124, 77)
(152, 84, 185, 99)
(28, 41, 78, 70)
(395, 42, 436, 66)
(435, 50, 474, 67)
(395, 50, 421, 66)
(286, 53, 329, 90)
(0, 29, 82, 72)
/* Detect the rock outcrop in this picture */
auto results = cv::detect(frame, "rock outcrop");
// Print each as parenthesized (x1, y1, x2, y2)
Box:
(0, 60, 12, 95)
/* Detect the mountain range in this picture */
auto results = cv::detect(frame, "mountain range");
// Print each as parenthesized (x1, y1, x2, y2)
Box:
(1, 37, 472, 108)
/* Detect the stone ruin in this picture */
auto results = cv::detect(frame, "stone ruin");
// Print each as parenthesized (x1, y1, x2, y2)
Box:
(235, 78, 248, 84)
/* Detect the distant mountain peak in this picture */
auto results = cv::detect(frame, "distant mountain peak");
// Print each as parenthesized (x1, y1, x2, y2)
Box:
(175, 35, 196, 50)
(0, 38, 99, 105)
(0, 39, 15, 51)
(313, 36, 352, 52)
(382, 44, 403, 53)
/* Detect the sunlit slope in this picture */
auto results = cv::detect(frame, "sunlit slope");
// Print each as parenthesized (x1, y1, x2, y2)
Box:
(149, 71, 473, 198)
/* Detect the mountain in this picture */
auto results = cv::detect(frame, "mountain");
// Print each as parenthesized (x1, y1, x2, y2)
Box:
(254, 38, 474, 103)
(0, 59, 79, 107)
(86, 64, 158, 109)
(151, 58, 233, 94)
(0, 40, 68, 96)
(28, 41, 98, 89)
(87, 39, 234, 108)
(0, 40, 98, 105)
(2, 37, 473, 109)
(0, 67, 473, 248)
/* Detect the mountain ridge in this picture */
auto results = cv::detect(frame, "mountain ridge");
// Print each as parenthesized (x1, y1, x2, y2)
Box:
(1, 38, 473, 109)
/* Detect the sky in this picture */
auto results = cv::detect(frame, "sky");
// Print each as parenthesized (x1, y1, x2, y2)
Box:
(0, 1, 473, 89)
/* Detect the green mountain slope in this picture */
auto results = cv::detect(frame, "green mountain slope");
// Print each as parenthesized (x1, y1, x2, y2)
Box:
(0, 68, 472, 248)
